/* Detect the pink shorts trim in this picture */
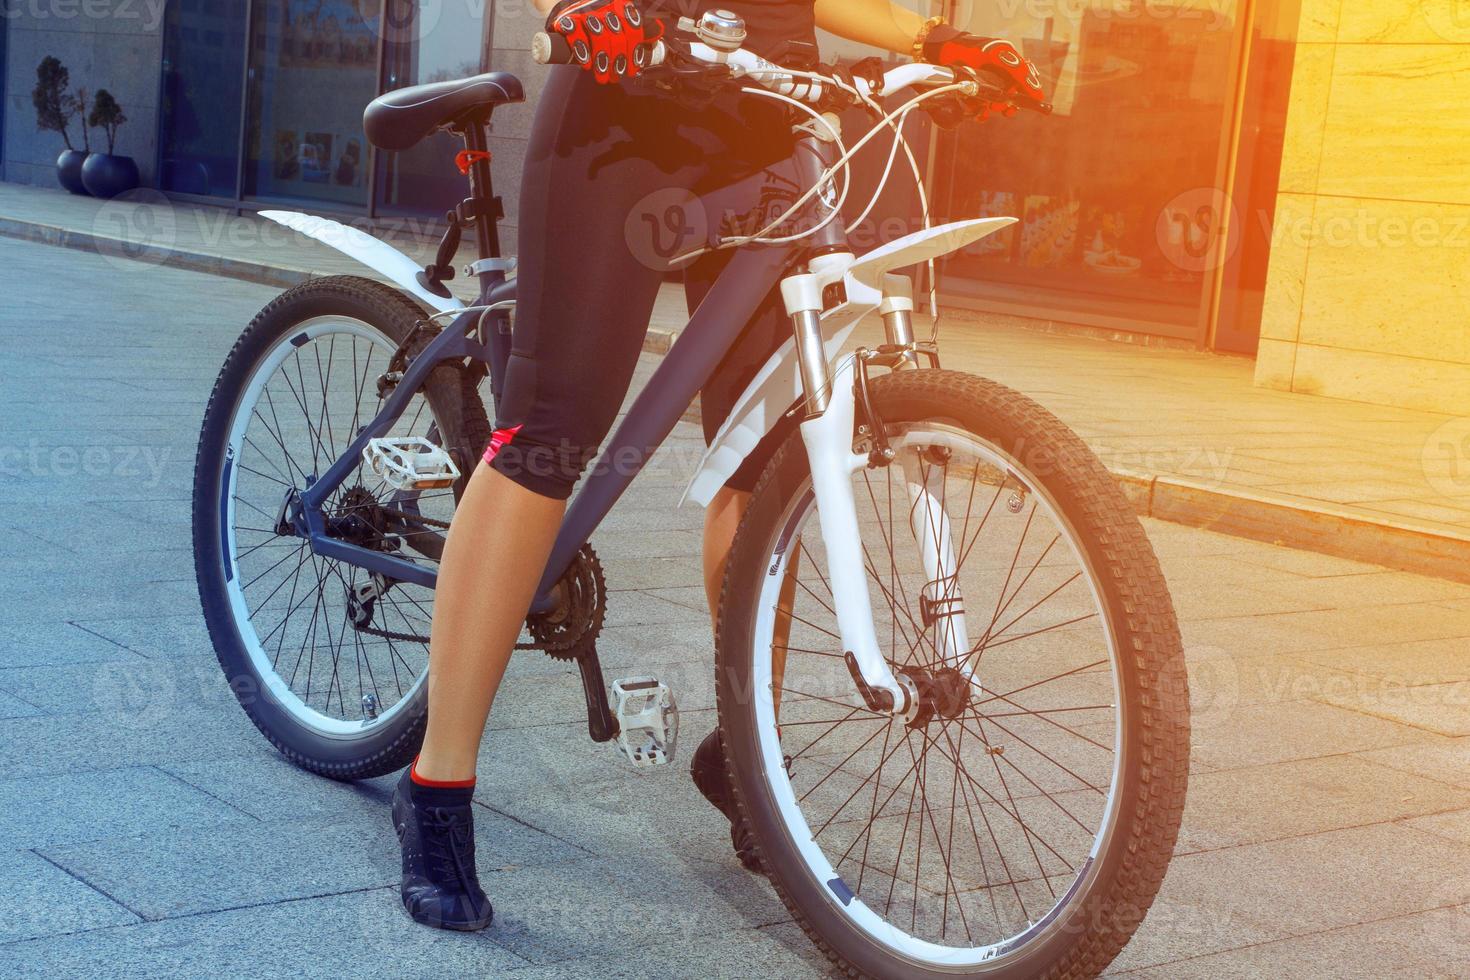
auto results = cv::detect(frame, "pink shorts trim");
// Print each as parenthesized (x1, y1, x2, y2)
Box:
(482, 424, 524, 465)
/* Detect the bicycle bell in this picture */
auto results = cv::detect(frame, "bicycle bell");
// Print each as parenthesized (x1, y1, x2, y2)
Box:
(697, 9, 748, 52)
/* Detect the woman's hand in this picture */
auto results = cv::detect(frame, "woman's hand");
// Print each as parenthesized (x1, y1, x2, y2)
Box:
(545, 0, 663, 84)
(921, 28, 1047, 109)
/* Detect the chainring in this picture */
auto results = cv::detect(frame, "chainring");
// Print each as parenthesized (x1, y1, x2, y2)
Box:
(525, 544, 607, 662)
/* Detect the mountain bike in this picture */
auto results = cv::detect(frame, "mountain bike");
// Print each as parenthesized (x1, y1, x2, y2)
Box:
(192, 12, 1189, 978)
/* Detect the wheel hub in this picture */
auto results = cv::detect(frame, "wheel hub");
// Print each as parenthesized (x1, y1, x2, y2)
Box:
(331, 486, 388, 549)
(901, 665, 972, 729)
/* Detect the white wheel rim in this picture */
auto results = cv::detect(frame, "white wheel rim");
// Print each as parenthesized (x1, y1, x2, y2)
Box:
(219, 316, 436, 738)
(748, 423, 1125, 969)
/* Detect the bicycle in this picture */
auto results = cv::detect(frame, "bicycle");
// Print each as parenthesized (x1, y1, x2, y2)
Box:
(192, 12, 1189, 978)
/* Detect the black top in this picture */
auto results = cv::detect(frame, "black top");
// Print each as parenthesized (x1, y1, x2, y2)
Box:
(649, 1, 818, 62)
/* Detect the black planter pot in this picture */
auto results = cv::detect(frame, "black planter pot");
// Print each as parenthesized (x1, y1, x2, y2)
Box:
(80, 153, 140, 199)
(56, 149, 90, 196)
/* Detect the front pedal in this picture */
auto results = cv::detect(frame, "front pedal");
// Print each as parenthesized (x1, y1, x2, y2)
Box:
(362, 437, 461, 491)
(611, 678, 679, 768)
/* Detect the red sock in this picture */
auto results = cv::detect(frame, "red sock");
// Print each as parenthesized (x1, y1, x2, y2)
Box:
(410, 757, 476, 789)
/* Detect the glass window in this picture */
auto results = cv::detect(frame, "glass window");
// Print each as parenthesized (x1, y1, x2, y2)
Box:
(375, 3, 489, 217)
(934, 4, 1243, 334)
(243, 0, 381, 208)
(159, 0, 248, 197)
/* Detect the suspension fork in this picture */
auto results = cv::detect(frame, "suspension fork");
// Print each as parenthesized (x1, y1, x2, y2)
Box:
(784, 261, 909, 715)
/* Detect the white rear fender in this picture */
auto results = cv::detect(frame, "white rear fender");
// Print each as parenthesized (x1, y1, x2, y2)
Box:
(259, 210, 466, 315)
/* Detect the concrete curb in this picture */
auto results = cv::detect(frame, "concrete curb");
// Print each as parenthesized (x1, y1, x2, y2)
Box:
(10, 215, 1470, 584)
(0, 216, 313, 290)
(1115, 469, 1470, 585)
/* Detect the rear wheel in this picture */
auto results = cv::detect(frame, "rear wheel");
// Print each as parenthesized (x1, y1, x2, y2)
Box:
(192, 276, 490, 780)
(717, 369, 1188, 978)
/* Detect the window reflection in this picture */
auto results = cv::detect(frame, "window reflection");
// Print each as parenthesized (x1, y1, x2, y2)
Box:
(243, 0, 381, 207)
(936, 4, 1240, 332)
(375, 4, 488, 217)
(160, 1, 248, 197)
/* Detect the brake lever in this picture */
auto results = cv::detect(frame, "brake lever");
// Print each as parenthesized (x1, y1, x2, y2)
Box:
(640, 47, 737, 108)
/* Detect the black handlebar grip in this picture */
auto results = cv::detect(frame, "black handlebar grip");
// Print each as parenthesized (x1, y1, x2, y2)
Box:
(531, 32, 574, 66)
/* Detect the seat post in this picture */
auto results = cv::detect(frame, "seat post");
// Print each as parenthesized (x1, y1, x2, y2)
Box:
(459, 121, 501, 260)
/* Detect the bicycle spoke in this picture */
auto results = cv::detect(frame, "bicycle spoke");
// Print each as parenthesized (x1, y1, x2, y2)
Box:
(221, 321, 452, 729)
(753, 418, 1133, 958)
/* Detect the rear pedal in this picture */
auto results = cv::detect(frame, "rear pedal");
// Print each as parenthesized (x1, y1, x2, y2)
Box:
(611, 677, 679, 768)
(363, 437, 461, 491)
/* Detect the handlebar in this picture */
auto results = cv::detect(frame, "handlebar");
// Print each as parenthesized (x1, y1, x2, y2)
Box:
(531, 22, 1051, 115)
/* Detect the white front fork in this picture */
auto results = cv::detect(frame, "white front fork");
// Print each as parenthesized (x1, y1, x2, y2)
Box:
(798, 357, 907, 712)
(786, 262, 978, 714)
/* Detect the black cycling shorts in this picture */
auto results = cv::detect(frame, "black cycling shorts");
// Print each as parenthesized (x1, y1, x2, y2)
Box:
(485, 67, 799, 501)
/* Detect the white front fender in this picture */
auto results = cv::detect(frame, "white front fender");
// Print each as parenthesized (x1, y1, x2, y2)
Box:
(259, 210, 466, 315)
(681, 281, 876, 508)
(682, 216, 1019, 508)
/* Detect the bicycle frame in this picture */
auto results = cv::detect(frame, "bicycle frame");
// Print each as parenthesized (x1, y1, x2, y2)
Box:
(281, 137, 827, 607)
(269, 115, 1017, 713)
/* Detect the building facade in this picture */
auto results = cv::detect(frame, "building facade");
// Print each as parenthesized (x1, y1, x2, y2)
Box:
(0, 1, 1460, 413)
(1255, 1, 1470, 415)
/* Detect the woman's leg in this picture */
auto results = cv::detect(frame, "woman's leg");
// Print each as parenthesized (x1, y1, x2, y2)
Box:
(413, 466, 564, 781)
(394, 69, 706, 929)
(412, 69, 716, 780)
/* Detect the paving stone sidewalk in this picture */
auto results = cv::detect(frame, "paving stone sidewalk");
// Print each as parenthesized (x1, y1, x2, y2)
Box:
(4, 226, 1470, 976)
(3, 181, 1467, 582)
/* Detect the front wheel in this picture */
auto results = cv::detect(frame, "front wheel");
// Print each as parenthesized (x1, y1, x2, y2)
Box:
(716, 369, 1189, 979)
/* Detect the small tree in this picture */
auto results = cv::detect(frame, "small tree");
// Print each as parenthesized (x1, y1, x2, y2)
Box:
(69, 87, 92, 152)
(32, 56, 78, 151)
(89, 89, 127, 155)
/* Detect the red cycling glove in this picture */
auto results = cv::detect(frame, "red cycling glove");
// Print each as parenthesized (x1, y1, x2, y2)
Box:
(547, 0, 663, 84)
(922, 27, 1047, 112)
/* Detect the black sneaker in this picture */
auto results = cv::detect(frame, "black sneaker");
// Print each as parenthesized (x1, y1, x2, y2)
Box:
(690, 730, 763, 873)
(391, 767, 495, 931)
